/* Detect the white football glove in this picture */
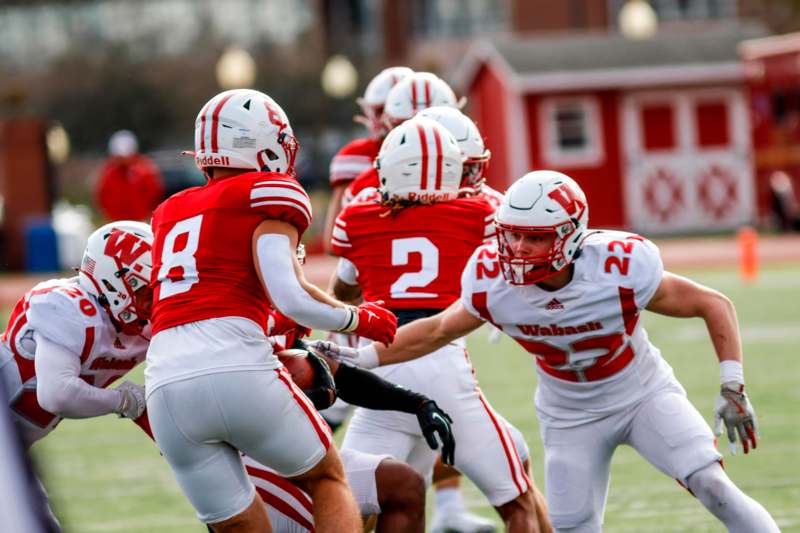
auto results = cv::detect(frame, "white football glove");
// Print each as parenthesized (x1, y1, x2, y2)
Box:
(115, 381, 146, 419)
(713, 381, 759, 455)
(306, 340, 379, 369)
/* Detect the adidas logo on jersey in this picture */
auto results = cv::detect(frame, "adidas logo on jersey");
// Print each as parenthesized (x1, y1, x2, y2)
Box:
(545, 298, 564, 311)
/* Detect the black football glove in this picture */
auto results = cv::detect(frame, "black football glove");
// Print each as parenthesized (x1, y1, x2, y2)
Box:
(416, 400, 455, 466)
(301, 350, 337, 411)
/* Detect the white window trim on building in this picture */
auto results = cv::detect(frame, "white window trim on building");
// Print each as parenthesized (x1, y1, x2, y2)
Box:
(539, 96, 605, 167)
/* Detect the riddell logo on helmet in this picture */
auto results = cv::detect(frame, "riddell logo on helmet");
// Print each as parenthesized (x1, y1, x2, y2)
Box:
(195, 155, 230, 167)
(406, 191, 454, 203)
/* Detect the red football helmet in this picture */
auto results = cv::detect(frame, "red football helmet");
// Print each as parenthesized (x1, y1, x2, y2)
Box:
(495, 171, 588, 285)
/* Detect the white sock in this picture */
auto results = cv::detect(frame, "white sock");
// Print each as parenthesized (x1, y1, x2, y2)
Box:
(435, 487, 465, 514)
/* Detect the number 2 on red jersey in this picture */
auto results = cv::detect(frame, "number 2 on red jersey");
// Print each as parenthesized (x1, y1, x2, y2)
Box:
(389, 237, 439, 299)
(156, 215, 203, 300)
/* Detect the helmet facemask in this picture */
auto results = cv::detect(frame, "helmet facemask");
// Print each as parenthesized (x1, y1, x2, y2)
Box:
(495, 221, 577, 285)
(460, 152, 491, 191)
(355, 100, 388, 138)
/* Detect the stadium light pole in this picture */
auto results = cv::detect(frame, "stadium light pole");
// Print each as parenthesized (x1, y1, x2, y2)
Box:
(216, 47, 257, 89)
(619, 0, 658, 40)
(321, 54, 358, 99)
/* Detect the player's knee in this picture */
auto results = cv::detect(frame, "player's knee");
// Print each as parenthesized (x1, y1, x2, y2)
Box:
(550, 507, 600, 531)
(687, 463, 736, 510)
(376, 459, 426, 513)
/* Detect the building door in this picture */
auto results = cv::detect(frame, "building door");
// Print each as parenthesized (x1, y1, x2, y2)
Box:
(621, 89, 754, 233)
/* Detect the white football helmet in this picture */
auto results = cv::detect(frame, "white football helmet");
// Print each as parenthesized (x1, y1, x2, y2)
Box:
(192, 89, 298, 175)
(78, 221, 154, 334)
(383, 73, 458, 129)
(376, 116, 463, 204)
(495, 171, 589, 285)
(417, 106, 490, 189)
(356, 66, 414, 138)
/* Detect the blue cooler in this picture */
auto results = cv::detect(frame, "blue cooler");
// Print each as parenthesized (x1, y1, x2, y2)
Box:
(24, 218, 60, 273)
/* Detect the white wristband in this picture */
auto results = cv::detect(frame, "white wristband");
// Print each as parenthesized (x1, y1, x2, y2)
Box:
(338, 305, 359, 333)
(356, 344, 379, 369)
(719, 360, 744, 385)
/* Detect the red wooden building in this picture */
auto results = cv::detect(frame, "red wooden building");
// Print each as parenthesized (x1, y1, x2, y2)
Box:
(740, 32, 800, 223)
(453, 24, 766, 234)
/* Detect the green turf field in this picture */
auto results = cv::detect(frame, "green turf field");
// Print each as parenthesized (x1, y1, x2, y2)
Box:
(15, 265, 800, 532)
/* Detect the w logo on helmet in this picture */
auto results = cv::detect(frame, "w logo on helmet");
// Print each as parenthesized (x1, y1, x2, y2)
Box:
(548, 184, 585, 216)
(264, 100, 285, 129)
(104, 230, 151, 266)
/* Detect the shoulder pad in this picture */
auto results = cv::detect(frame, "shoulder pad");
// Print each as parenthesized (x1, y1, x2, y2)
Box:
(243, 173, 313, 235)
(27, 285, 102, 354)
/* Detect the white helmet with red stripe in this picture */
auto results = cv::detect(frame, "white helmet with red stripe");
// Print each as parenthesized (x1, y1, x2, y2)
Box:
(383, 73, 458, 129)
(78, 221, 154, 334)
(357, 66, 414, 138)
(376, 116, 463, 204)
(193, 89, 298, 175)
(417, 106, 490, 189)
(495, 171, 589, 285)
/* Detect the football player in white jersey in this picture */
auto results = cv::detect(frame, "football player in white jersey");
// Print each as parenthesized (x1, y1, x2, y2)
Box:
(1, 221, 153, 531)
(313, 170, 781, 533)
(1, 221, 152, 448)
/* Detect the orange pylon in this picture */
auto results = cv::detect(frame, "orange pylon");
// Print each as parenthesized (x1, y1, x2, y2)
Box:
(738, 226, 758, 284)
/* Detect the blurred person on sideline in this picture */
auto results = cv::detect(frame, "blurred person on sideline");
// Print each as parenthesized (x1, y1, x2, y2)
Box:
(769, 170, 800, 231)
(95, 130, 164, 222)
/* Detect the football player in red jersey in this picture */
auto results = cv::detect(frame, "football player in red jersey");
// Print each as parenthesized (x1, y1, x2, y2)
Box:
(322, 66, 413, 254)
(146, 89, 397, 533)
(318, 170, 780, 533)
(322, 116, 549, 533)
